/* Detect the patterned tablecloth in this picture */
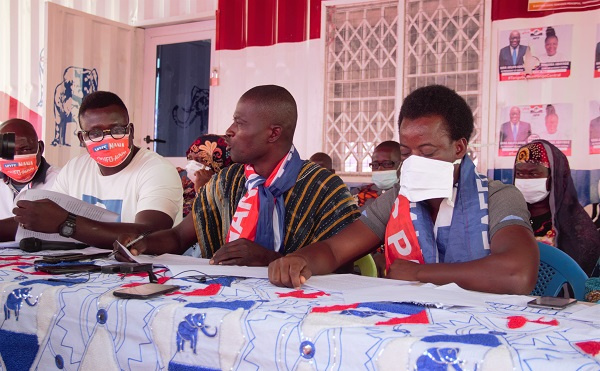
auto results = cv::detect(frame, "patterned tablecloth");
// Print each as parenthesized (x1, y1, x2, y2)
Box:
(1, 252, 599, 370)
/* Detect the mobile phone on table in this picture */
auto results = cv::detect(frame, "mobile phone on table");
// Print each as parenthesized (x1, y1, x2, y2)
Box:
(527, 296, 577, 310)
(37, 252, 111, 264)
(36, 264, 101, 274)
(113, 283, 179, 299)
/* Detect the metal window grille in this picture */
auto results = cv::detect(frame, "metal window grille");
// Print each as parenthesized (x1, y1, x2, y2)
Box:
(324, 2, 399, 173)
(404, 0, 484, 165)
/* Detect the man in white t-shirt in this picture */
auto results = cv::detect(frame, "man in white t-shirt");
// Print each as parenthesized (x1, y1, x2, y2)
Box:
(0, 91, 183, 248)
(0, 119, 60, 219)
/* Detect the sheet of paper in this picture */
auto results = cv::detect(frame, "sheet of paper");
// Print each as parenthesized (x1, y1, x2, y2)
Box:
(0, 241, 20, 249)
(435, 283, 533, 306)
(0, 246, 108, 256)
(567, 302, 600, 322)
(342, 282, 502, 307)
(303, 274, 416, 292)
(145, 253, 269, 279)
(14, 189, 119, 242)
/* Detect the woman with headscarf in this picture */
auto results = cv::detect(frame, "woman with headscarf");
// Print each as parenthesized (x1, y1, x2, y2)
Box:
(178, 134, 232, 217)
(513, 140, 600, 275)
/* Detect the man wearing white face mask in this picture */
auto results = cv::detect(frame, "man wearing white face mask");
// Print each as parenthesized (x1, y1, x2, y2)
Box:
(514, 140, 600, 275)
(0, 119, 60, 219)
(354, 141, 401, 209)
(0, 91, 183, 248)
(270, 85, 540, 295)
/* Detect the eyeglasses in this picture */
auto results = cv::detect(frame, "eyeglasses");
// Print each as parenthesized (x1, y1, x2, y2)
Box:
(369, 160, 396, 170)
(80, 123, 132, 142)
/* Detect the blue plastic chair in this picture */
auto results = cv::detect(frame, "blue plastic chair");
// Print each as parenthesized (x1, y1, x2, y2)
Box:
(532, 242, 588, 300)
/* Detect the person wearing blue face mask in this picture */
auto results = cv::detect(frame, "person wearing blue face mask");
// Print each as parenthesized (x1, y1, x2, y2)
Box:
(269, 85, 539, 295)
(354, 141, 401, 210)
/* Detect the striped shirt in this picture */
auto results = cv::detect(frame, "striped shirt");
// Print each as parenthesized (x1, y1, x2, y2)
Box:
(192, 161, 360, 258)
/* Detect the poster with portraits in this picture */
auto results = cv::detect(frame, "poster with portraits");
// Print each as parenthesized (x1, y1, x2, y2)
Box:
(498, 25, 573, 81)
(497, 103, 572, 156)
(492, 1, 600, 206)
(595, 24, 600, 78)
(528, 0, 600, 12)
(590, 101, 600, 154)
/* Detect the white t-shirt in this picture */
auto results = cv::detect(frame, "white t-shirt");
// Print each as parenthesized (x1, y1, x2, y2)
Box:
(52, 148, 183, 225)
(0, 164, 60, 219)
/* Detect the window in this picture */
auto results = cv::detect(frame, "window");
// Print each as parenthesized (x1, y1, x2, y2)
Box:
(324, 2, 399, 173)
(323, 0, 485, 173)
(404, 0, 484, 165)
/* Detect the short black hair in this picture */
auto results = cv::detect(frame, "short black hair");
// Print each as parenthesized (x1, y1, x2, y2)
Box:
(398, 85, 474, 142)
(78, 91, 128, 125)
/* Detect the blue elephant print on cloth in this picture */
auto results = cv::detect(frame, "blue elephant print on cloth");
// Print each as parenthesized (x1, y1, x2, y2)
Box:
(52, 66, 98, 147)
(416, 347, 464, 371)
(4, 287, 38, 321)
(176, 313, 217, 354)
(172, 86, 209, 132)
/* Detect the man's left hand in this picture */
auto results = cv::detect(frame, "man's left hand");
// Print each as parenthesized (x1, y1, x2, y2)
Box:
(13, 199, 69, 233)
(386, 258, 421, 281)
(210, 238, 282, 266)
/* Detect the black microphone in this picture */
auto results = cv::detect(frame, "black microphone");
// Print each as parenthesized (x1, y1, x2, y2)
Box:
(20, 237, 88, 253)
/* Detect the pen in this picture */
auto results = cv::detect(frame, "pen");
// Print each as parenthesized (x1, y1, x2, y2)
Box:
(125, 233, 147, 249)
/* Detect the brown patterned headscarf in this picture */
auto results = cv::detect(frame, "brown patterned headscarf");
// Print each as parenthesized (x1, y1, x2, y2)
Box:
(186, 134, 232, 172)
(515, 141, 550, 168)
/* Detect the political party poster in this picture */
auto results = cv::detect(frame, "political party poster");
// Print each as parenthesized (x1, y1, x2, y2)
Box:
(498, 25, 572, 81)
(497, 103, 572, 157)
(528, 0, 600, 12)
(590, 101, 600, 154)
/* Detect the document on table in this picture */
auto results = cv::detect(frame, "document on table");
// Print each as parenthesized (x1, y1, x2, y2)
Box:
(139, 253, 269, 279)
(336, 281, 531, 308)
(14, 189, 119, 243)
(304, 274, 416, 292)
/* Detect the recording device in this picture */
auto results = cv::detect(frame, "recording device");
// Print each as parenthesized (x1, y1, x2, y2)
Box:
(20, 237, 88, 252)
(0, 132, 15, 160)
(113, 283, 179, 299)
(527, 296, 577, 310)
(101, 263, 154, 274)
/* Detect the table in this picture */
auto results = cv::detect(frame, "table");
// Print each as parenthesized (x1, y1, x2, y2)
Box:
(1, 252, 599, 370)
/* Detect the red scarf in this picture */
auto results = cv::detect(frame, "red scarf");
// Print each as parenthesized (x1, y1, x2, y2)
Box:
(384, 194, 425, 271)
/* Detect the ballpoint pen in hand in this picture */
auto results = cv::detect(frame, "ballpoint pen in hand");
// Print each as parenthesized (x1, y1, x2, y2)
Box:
(109, 233, 147, 262)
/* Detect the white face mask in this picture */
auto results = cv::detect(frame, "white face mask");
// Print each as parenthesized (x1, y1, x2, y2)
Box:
(514, 178, 550, 204)
(372, 169, 398, 190)
(399, 155, 454, 202)
(185, 160, 208, 184)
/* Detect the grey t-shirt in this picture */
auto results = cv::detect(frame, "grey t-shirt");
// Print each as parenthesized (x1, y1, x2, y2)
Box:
(360, 180, 532, 242)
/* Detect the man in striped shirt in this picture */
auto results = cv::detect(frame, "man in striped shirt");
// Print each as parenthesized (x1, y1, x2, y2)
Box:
(122, 85, 359, 266)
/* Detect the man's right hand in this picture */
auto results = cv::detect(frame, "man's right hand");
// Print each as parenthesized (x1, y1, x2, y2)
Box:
(268, 254, 312, 289)
(116, 233, 149, 258)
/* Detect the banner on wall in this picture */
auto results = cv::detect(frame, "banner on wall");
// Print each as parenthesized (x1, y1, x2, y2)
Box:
(498, 25, 572, 81)
(528, 0, 600, 11)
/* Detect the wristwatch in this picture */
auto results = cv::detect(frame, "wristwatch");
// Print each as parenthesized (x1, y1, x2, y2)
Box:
(58, 212, 77, 237)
